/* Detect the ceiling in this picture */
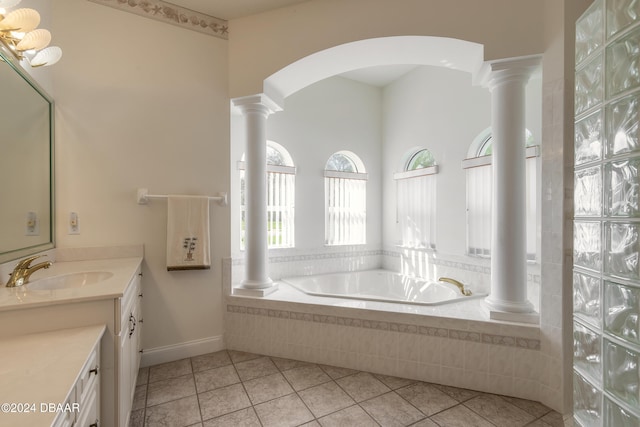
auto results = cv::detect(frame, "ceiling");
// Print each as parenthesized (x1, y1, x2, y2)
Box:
(168, 0, 310, 20)
(339, 64, 420, 88)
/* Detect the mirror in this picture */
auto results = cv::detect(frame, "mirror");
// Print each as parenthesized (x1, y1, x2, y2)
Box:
(0, 44, 54, 263)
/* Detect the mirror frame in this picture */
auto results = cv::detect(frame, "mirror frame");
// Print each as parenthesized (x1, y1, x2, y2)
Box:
(0, 42, 55, 264)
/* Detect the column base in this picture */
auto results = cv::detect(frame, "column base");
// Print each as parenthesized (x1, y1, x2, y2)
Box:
(233, 280, 278, 297)
(483, 297, 539, 324)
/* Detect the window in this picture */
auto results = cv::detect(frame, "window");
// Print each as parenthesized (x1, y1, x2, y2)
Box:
(239, 141, 295, 249)
(463, 129, 538, 260)
(394, 148, 438, 249)
(324, 151, 367, 245)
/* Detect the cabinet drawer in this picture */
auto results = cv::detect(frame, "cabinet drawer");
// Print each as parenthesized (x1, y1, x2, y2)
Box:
(75, 384, 99, 427)
(51, 394, 76, 427)
(77, 346, 100, 406)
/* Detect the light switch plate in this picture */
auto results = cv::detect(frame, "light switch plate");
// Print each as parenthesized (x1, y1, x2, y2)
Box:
(69, 211, 80, 234)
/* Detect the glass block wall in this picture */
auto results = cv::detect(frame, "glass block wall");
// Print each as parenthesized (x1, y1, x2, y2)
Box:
(574, 0, 640, 425)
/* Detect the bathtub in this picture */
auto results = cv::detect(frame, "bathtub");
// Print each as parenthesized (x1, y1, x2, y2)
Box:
(280, 269, 481, 306)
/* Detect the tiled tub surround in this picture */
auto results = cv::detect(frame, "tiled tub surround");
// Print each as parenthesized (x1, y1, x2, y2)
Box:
(131, 349, 568, 427)
(224, 295, 544, 404)
(226, 246, 546, 407)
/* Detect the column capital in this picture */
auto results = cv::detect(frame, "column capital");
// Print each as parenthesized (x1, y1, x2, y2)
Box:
(476, 55, 541, 89)
(232, 93, 283, 116)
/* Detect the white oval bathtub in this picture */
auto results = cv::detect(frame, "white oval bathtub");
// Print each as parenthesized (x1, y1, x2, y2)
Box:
(281, 269, 480, 306)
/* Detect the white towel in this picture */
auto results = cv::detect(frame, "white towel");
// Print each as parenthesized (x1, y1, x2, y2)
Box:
(166, 196, 211, 271)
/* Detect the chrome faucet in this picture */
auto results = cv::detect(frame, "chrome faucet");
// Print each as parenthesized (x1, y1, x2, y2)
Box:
(438, 277, 472, 296)
(6, 255, 52, 287)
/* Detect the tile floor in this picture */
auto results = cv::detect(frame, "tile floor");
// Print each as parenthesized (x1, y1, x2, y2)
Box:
(130, 350, 565, 427)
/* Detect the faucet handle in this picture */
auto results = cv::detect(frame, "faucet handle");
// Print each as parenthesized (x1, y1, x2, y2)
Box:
(16, 255, 47, 269)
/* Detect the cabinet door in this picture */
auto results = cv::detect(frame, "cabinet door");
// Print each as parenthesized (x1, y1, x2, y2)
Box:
(118, 317, 133, 427)
(118, 270, 142, 427)
(131, 293, 142, 383)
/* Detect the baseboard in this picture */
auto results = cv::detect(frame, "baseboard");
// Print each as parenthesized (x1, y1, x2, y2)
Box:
(140, 335, 224, 367)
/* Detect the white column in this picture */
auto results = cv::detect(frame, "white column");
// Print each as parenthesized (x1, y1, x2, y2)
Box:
(483, 57, 540, 320)
(232, 94, 281, 293)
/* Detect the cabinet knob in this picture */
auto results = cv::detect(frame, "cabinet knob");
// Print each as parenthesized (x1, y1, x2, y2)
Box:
(89, 420, 99, 427)
(138, 292, 143, 297)
(89, 366, 99, 376)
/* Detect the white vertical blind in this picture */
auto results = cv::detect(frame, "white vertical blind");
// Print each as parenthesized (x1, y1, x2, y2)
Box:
(463, 154, 538, 259)
(324, 175, 366, 245)
(240, 168, 295, 250)
(525, 156, 537, 260)
(465, 164, 493, 257)
(396, 173, 436, 248)
(266, 171, 295, 248)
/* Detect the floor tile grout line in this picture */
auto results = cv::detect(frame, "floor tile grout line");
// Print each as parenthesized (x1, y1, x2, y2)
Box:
(497, 393, 554, 420)
(188, 357, 206, 425)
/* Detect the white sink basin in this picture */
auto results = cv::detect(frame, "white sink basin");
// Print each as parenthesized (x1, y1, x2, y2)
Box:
(27, 271, 114, 291)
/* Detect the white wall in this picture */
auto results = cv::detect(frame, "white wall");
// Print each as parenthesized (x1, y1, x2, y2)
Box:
(231, 76, 382, 256)
(50, 0, 230, 355)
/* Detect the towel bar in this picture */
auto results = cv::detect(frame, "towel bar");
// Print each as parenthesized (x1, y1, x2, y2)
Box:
(137, 188, 227, 206)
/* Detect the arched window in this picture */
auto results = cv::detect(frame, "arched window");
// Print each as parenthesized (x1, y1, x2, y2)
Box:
(462, 128, 539, 260)
(324, 151, 367, 245)
(475, 129, 536, 156)
(239, 141, 296, 249)
(394, 148, 438, 249)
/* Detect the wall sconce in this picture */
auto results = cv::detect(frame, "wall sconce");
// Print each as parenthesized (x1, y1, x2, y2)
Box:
(0, 0, 61, 67)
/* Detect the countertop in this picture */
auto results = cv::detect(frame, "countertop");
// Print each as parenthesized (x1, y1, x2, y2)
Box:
(0, 324, 106, 427)
(0, 257, 143, 312)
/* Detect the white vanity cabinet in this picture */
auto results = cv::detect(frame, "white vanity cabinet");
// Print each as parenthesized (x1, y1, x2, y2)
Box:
(0, 257, 144, 427)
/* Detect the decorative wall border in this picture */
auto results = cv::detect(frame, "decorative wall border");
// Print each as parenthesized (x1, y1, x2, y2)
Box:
(227, 304, 541, 350)
(88, 0, 228, 39)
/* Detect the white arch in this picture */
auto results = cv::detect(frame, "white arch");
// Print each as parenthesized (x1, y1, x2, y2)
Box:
(264, 36, 484, 106)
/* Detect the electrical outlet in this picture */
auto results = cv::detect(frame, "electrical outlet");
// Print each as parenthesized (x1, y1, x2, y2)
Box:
(25, 211, 39, 236)
(69, 212, 80, 234)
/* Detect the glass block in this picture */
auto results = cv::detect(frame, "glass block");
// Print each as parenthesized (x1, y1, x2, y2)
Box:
(576, 110, 603, 165)
(577, 0, 604, 65)
(575, 166, 603, 216)
(604, 398, 640, 427)
(574, 272, 602, 327)
(606, 26, 640, 99)
(605, 281, 640, 345)
(607, 0, 640, 39)
(606, 93, 640, 158)
(576, 54, 604, 115)
(605, 222, 640, 279)
(574, 371, 603, 427)
(574, 321, 602, 382)
(604, 339, 640, 405)
(605, 157, 640, 217)
(575, 221, 603, 271)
